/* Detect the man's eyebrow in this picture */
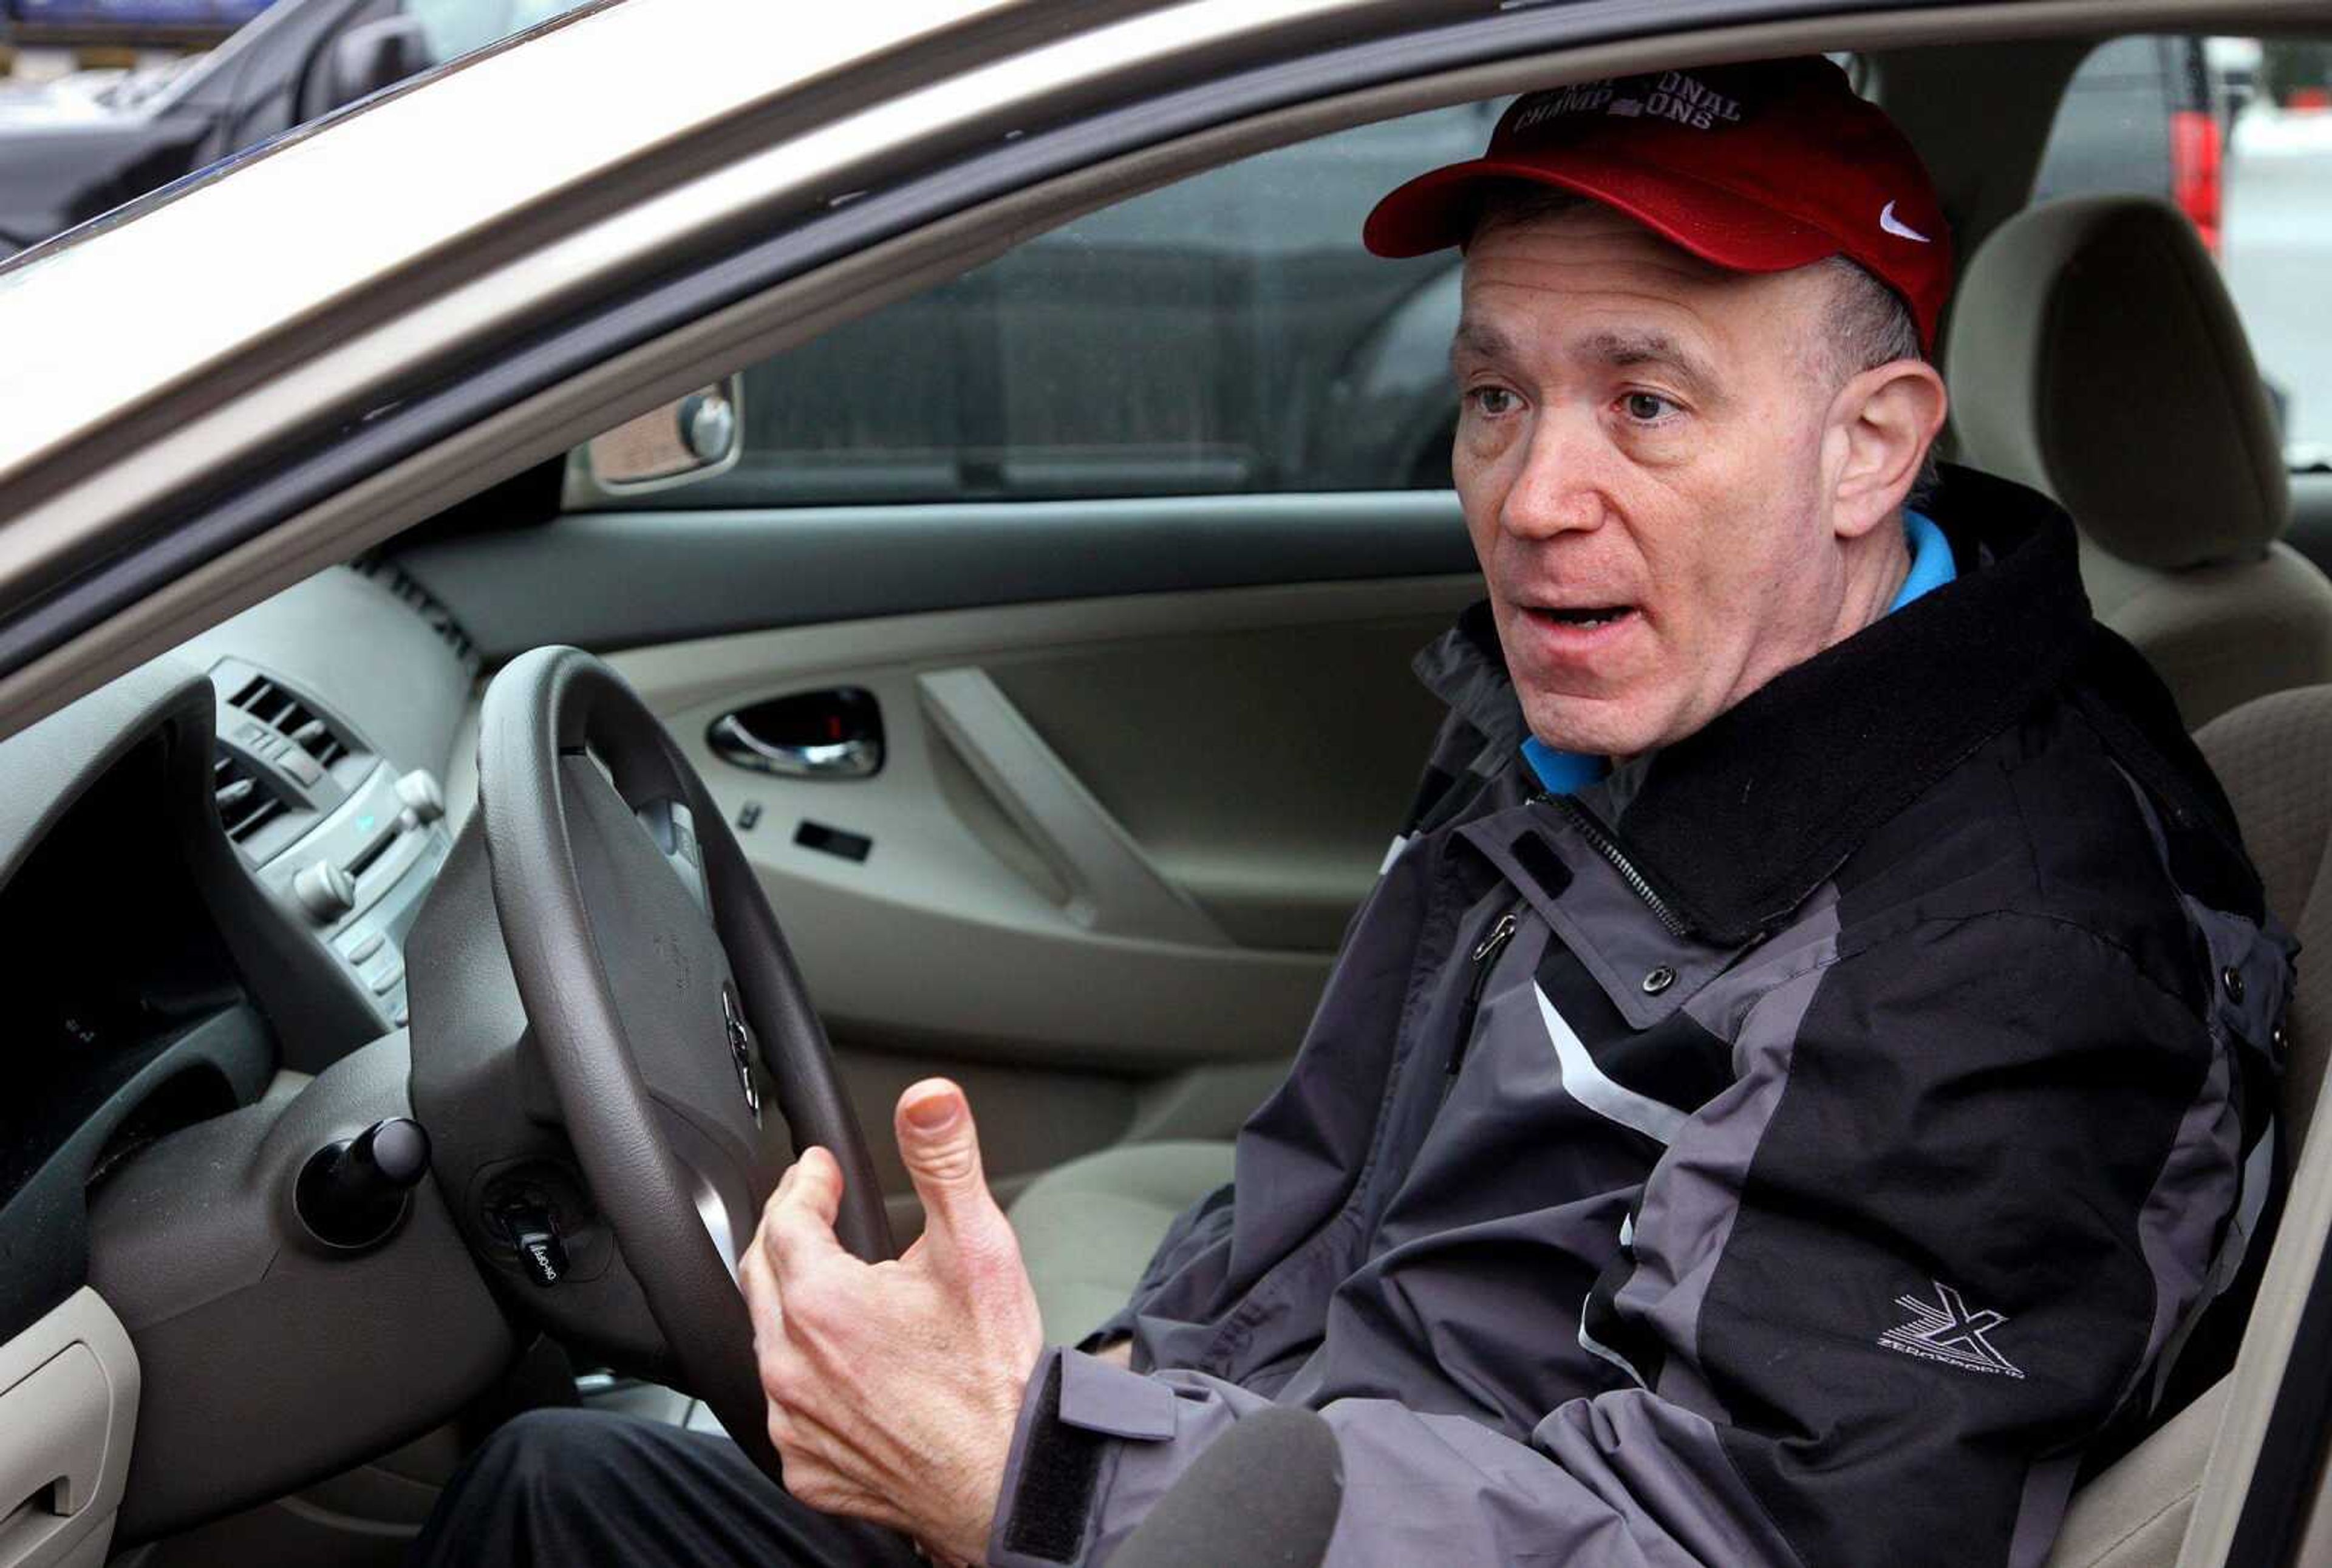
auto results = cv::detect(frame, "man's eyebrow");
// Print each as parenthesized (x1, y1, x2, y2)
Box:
(1449, 318, 1521, 368)
(1449, 321, 1722, 397)
(1585, 329, 1720, 395)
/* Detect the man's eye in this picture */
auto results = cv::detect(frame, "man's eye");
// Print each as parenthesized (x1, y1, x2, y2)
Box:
(1621, 392, 1679, 423)
(1468, 387, 1518, 417)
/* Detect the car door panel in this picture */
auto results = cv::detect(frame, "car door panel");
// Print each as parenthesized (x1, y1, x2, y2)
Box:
(598, 571, 1474, 1049)
(578, 567, 1480, 1208)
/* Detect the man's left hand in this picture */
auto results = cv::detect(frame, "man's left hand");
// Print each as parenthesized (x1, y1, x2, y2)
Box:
(740, 1078, 1046, 1565)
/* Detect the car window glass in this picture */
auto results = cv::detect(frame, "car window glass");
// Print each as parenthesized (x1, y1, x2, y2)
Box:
(404, 0, 589, 64)
(2036, 35, 2332, 466)
(402, 0, 514, 61)
(578, 101, 1502, 510)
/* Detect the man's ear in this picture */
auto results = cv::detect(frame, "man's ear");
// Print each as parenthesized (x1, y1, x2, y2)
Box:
(1826, 360, 1948, 539)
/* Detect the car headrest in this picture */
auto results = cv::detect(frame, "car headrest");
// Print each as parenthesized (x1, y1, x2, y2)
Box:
(1947, 194, 2288, 571)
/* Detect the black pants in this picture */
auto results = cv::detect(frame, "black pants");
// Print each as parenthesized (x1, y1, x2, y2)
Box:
(407, 1408, 928, 1568)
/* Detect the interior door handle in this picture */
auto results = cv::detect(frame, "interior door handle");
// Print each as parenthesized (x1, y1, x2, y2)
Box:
(710, 717, 876, 778)
(709, 688, 883, 779)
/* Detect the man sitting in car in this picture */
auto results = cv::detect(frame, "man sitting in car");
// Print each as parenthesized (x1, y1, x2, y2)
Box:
(413, 55, 2287, 1568)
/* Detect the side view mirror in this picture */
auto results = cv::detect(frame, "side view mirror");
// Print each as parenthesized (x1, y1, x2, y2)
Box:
(567, 377, 746, 503)
(327, 17, 433, 112)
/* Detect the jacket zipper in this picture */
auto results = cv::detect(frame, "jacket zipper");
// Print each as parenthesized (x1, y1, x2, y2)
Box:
(1444, 904, 1522, 1099)
(1545, 793, 1694, 938)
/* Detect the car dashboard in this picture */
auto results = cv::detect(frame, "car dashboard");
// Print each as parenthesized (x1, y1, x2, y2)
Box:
(0, 560, 481, 1354)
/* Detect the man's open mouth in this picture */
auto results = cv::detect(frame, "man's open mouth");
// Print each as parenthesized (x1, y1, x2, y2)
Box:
(1533, 605, 1637, 629)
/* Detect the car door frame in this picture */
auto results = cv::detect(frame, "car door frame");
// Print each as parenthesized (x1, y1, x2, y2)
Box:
(0, 1, 2328, 1562)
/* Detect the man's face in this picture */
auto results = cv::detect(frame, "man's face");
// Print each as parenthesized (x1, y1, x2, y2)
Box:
(1452, 202, 1872, 760)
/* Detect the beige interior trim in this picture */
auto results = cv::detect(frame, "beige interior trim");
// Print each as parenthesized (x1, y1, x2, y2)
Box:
(0, 1289, 139, 1568)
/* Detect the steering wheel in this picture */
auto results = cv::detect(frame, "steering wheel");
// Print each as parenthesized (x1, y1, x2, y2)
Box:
(472, 645, 893, 1469)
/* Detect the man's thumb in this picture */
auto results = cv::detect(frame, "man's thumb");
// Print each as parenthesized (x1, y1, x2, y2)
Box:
(896, 1079, 998, 1241)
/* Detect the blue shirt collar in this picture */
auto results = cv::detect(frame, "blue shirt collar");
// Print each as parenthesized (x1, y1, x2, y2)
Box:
(1888, 507, 1955, 615)
(1521, 509, 1955, 795)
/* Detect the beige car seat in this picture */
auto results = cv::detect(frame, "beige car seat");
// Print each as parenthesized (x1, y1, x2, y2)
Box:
(1948, 194, 2332, 729)
(1011, 1139, 1235, 1348)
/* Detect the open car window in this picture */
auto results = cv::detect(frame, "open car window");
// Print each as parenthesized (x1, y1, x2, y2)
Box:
(572, 101, 1502, 511)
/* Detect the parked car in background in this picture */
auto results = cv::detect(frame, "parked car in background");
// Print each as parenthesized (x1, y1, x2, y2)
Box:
(0, 0, 583, 256)
(5, 0, 271, 36)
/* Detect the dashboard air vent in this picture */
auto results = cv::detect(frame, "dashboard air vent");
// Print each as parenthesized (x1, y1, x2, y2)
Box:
(228, 675, 348, 771)
(351, 557, 479, 669)
(213, 748, 289, 844)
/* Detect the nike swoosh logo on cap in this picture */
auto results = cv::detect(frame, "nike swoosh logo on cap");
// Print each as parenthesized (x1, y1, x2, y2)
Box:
(1880, 201, 1932, 243)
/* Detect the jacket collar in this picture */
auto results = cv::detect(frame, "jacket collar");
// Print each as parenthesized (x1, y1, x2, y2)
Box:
(1415, 465, 2095, 944)
(1413, 599, 1529, 780)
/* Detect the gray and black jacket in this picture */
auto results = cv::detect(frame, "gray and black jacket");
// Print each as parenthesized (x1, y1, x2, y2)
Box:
(987, 468, 2291, 1568)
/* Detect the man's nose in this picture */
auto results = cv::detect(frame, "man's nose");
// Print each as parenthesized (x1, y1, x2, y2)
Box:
(1499, 414, 1607, 539)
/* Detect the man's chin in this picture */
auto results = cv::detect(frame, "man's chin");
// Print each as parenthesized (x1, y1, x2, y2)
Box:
(1521, 695, 1679, 764)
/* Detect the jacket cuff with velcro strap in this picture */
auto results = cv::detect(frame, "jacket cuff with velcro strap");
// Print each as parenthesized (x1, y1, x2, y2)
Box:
(987, 1348, 1181, 1568)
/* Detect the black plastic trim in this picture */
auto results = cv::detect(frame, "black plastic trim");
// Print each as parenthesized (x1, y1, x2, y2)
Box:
(0, 1004, 275, 1345)
(0, 0, 1862, 683)
(794, 821, 873, 863)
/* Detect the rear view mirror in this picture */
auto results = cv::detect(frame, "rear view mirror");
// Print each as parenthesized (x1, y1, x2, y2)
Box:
(569, 377, 745, 502)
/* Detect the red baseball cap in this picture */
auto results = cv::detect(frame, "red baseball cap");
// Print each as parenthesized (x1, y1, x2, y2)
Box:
(1363, 56, 1952, 350)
